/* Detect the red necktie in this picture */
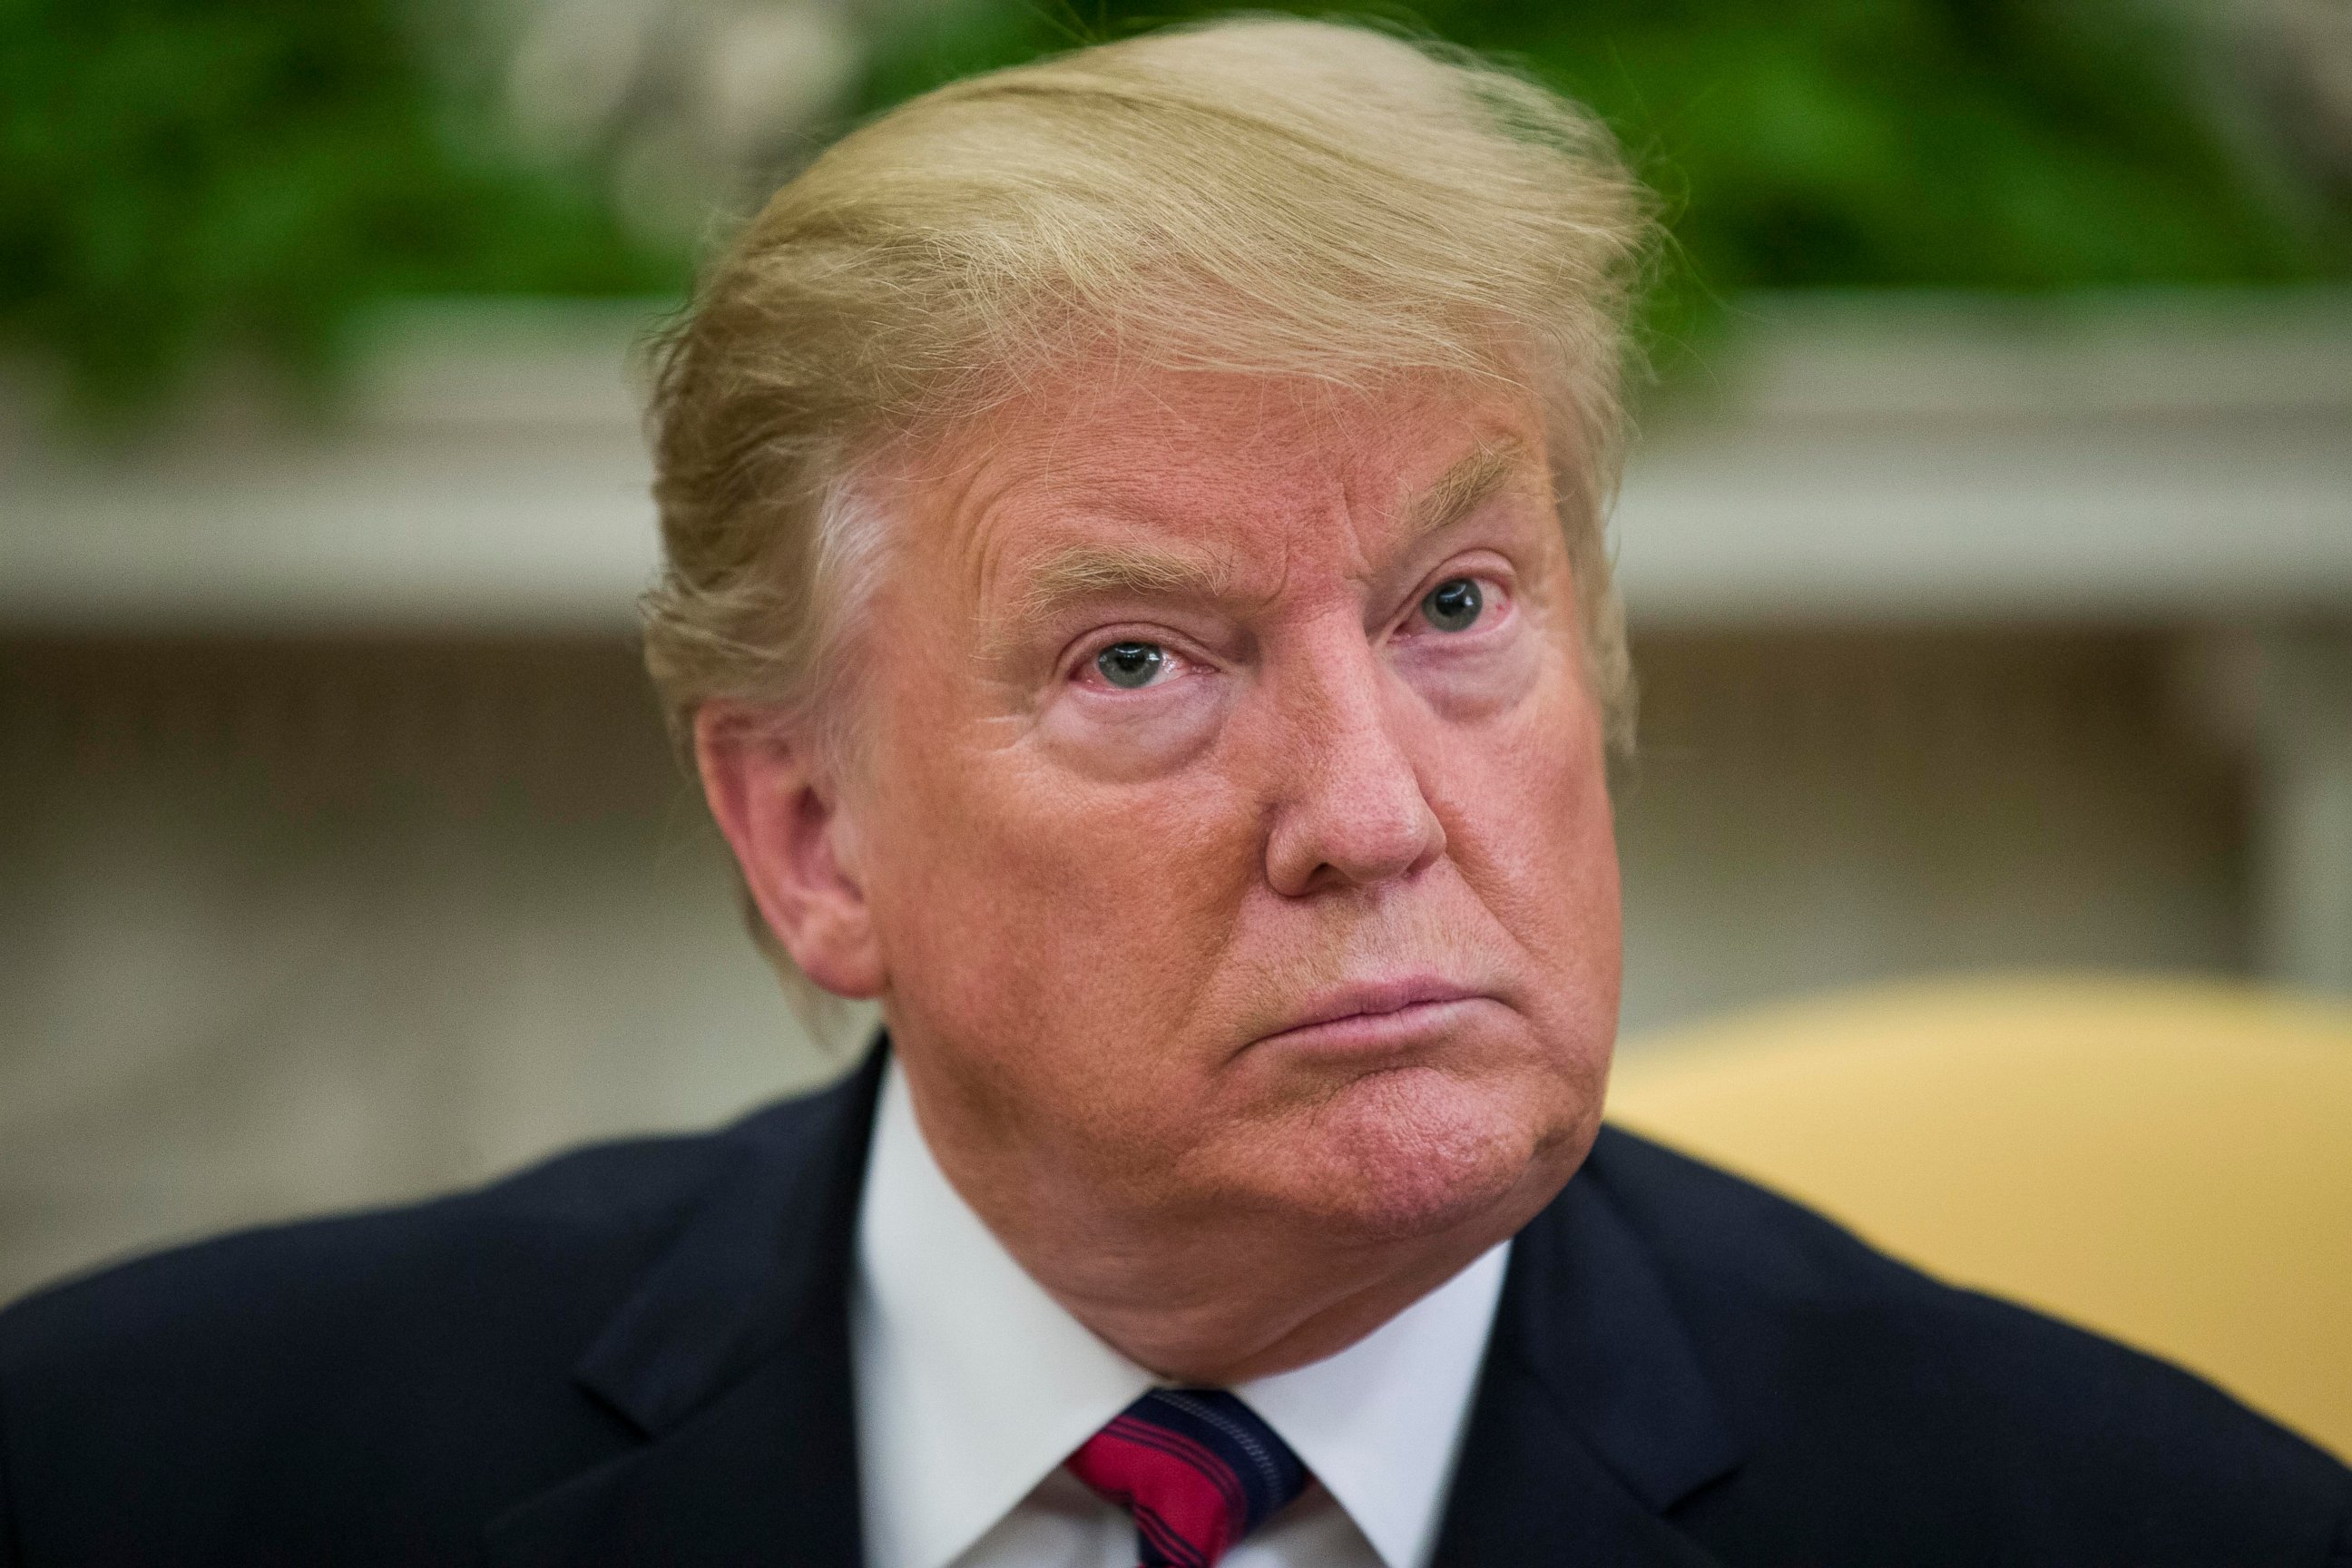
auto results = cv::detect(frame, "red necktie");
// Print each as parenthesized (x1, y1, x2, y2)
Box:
(1066, 1387, 1310, 1567)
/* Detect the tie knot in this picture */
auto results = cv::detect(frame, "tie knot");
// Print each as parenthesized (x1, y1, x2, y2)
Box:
(1067, 1387, 1309, 1567)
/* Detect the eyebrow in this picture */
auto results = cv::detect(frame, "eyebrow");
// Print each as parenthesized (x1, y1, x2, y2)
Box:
(1398, 437, 1536, 549)
(1006, 541, 1238, 632)
(992, 436, 1539, 647)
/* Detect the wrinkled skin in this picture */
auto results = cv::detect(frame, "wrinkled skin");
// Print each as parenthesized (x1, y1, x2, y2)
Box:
(699, 362, 1622, 1382)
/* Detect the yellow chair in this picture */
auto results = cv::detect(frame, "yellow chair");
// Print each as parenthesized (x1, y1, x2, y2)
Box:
(1606, 975, 2352, 1460)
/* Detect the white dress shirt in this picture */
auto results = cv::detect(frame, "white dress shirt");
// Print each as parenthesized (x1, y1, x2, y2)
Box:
(851, 1059, 1509, 1568)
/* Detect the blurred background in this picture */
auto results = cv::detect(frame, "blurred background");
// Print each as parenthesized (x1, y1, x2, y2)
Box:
(4, 0, 2349, 1341)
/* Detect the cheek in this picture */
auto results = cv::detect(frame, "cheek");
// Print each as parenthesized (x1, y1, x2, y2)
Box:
(865, 725, 1262, 1097)
(1437, 660, 1622, 999)
(1394, 616, 1544, 722)
(1032, 675, 1229, 782)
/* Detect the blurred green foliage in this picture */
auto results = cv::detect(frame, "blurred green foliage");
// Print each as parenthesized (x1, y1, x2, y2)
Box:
(858, 0, 2349, 367)
(2, 0, 2343, 418)
(0, 0, 681, 419)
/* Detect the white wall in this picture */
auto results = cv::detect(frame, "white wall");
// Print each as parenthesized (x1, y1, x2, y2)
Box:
(0, 627, 2262, 1304)
(4, 291, 2344, 1304)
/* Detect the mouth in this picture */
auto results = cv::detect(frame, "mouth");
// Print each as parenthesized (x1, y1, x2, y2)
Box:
(1254, 977, 1493, 1054)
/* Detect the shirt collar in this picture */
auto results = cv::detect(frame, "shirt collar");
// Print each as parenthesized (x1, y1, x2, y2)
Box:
(851, 1057, 1509, 1568)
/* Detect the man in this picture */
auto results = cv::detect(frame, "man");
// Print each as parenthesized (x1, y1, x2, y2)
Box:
(1, 18, 2345, 1568)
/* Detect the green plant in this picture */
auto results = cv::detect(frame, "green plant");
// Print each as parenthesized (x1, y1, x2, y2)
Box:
(0, 0, 684, 420)
(856, 0, 2347, 367)
(3, 0, 2338, 419)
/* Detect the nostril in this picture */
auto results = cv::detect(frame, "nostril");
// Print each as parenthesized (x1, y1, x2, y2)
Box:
(1266, 758, 1446, 895)
(1259, 648, 1445, 894)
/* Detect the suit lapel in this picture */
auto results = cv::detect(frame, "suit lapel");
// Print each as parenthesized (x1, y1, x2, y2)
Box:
(479, 1065, 1740, 1568)
(485, 1047, 887, 1568)
(480, 1349, 864, 1567)
(1434, 1363, 1727, 1568)
(1433, 1132, 1746, 1567)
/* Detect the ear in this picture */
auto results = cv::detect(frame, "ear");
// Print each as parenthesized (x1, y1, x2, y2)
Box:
(694, 702, 886, 999)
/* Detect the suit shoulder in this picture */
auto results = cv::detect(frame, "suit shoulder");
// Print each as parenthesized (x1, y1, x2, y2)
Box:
(1585, 1123, 2352, 1559)
(1585, 1121, 1973, 1306)
(0, 1077, 862, 1564)
(4, 1126, 712, 1370)
(0, 1079, 850, 1413)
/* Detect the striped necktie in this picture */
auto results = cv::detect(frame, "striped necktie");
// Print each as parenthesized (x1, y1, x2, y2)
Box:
(1066, 1387, 1310, 1568)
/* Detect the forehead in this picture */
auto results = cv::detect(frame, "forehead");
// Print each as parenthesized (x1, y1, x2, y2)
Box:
(898, 363, 1553, 593)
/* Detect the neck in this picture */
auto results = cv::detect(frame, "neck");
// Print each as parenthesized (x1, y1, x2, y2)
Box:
(902, 1069, 1565, 1385)
(1033, 1221, 1519, 1385)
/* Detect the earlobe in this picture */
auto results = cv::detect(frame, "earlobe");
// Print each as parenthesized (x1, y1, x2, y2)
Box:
(693, 703, 887, 998)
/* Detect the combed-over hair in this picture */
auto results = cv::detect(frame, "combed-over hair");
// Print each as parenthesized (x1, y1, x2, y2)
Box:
(643, 15, 1655, 747)
(639, 16, 1656, 995)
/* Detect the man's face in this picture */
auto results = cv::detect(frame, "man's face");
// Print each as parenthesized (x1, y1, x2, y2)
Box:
(845, 362, 1621, 1246)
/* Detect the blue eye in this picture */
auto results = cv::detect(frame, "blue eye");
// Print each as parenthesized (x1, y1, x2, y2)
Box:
(1422, 577, 1483, 632)
(1095, 641, 1166, 689)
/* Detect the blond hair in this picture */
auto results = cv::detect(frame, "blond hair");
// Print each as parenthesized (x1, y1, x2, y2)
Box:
(640, 17, 1655, 995)
(634, 16, 1646, 742)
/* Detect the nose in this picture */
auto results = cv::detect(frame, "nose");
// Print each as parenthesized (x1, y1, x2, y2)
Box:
(1261, 632, 1447, 898)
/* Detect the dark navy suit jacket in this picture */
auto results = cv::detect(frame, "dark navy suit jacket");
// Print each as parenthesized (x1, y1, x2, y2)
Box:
(3, 1045, 2347, 1566)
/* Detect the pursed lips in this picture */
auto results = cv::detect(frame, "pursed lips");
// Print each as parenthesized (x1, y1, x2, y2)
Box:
(1255, 976, 1490, 1052)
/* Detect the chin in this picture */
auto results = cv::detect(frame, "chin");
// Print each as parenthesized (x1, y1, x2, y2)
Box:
(1280, 1063, 1592, 1244)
